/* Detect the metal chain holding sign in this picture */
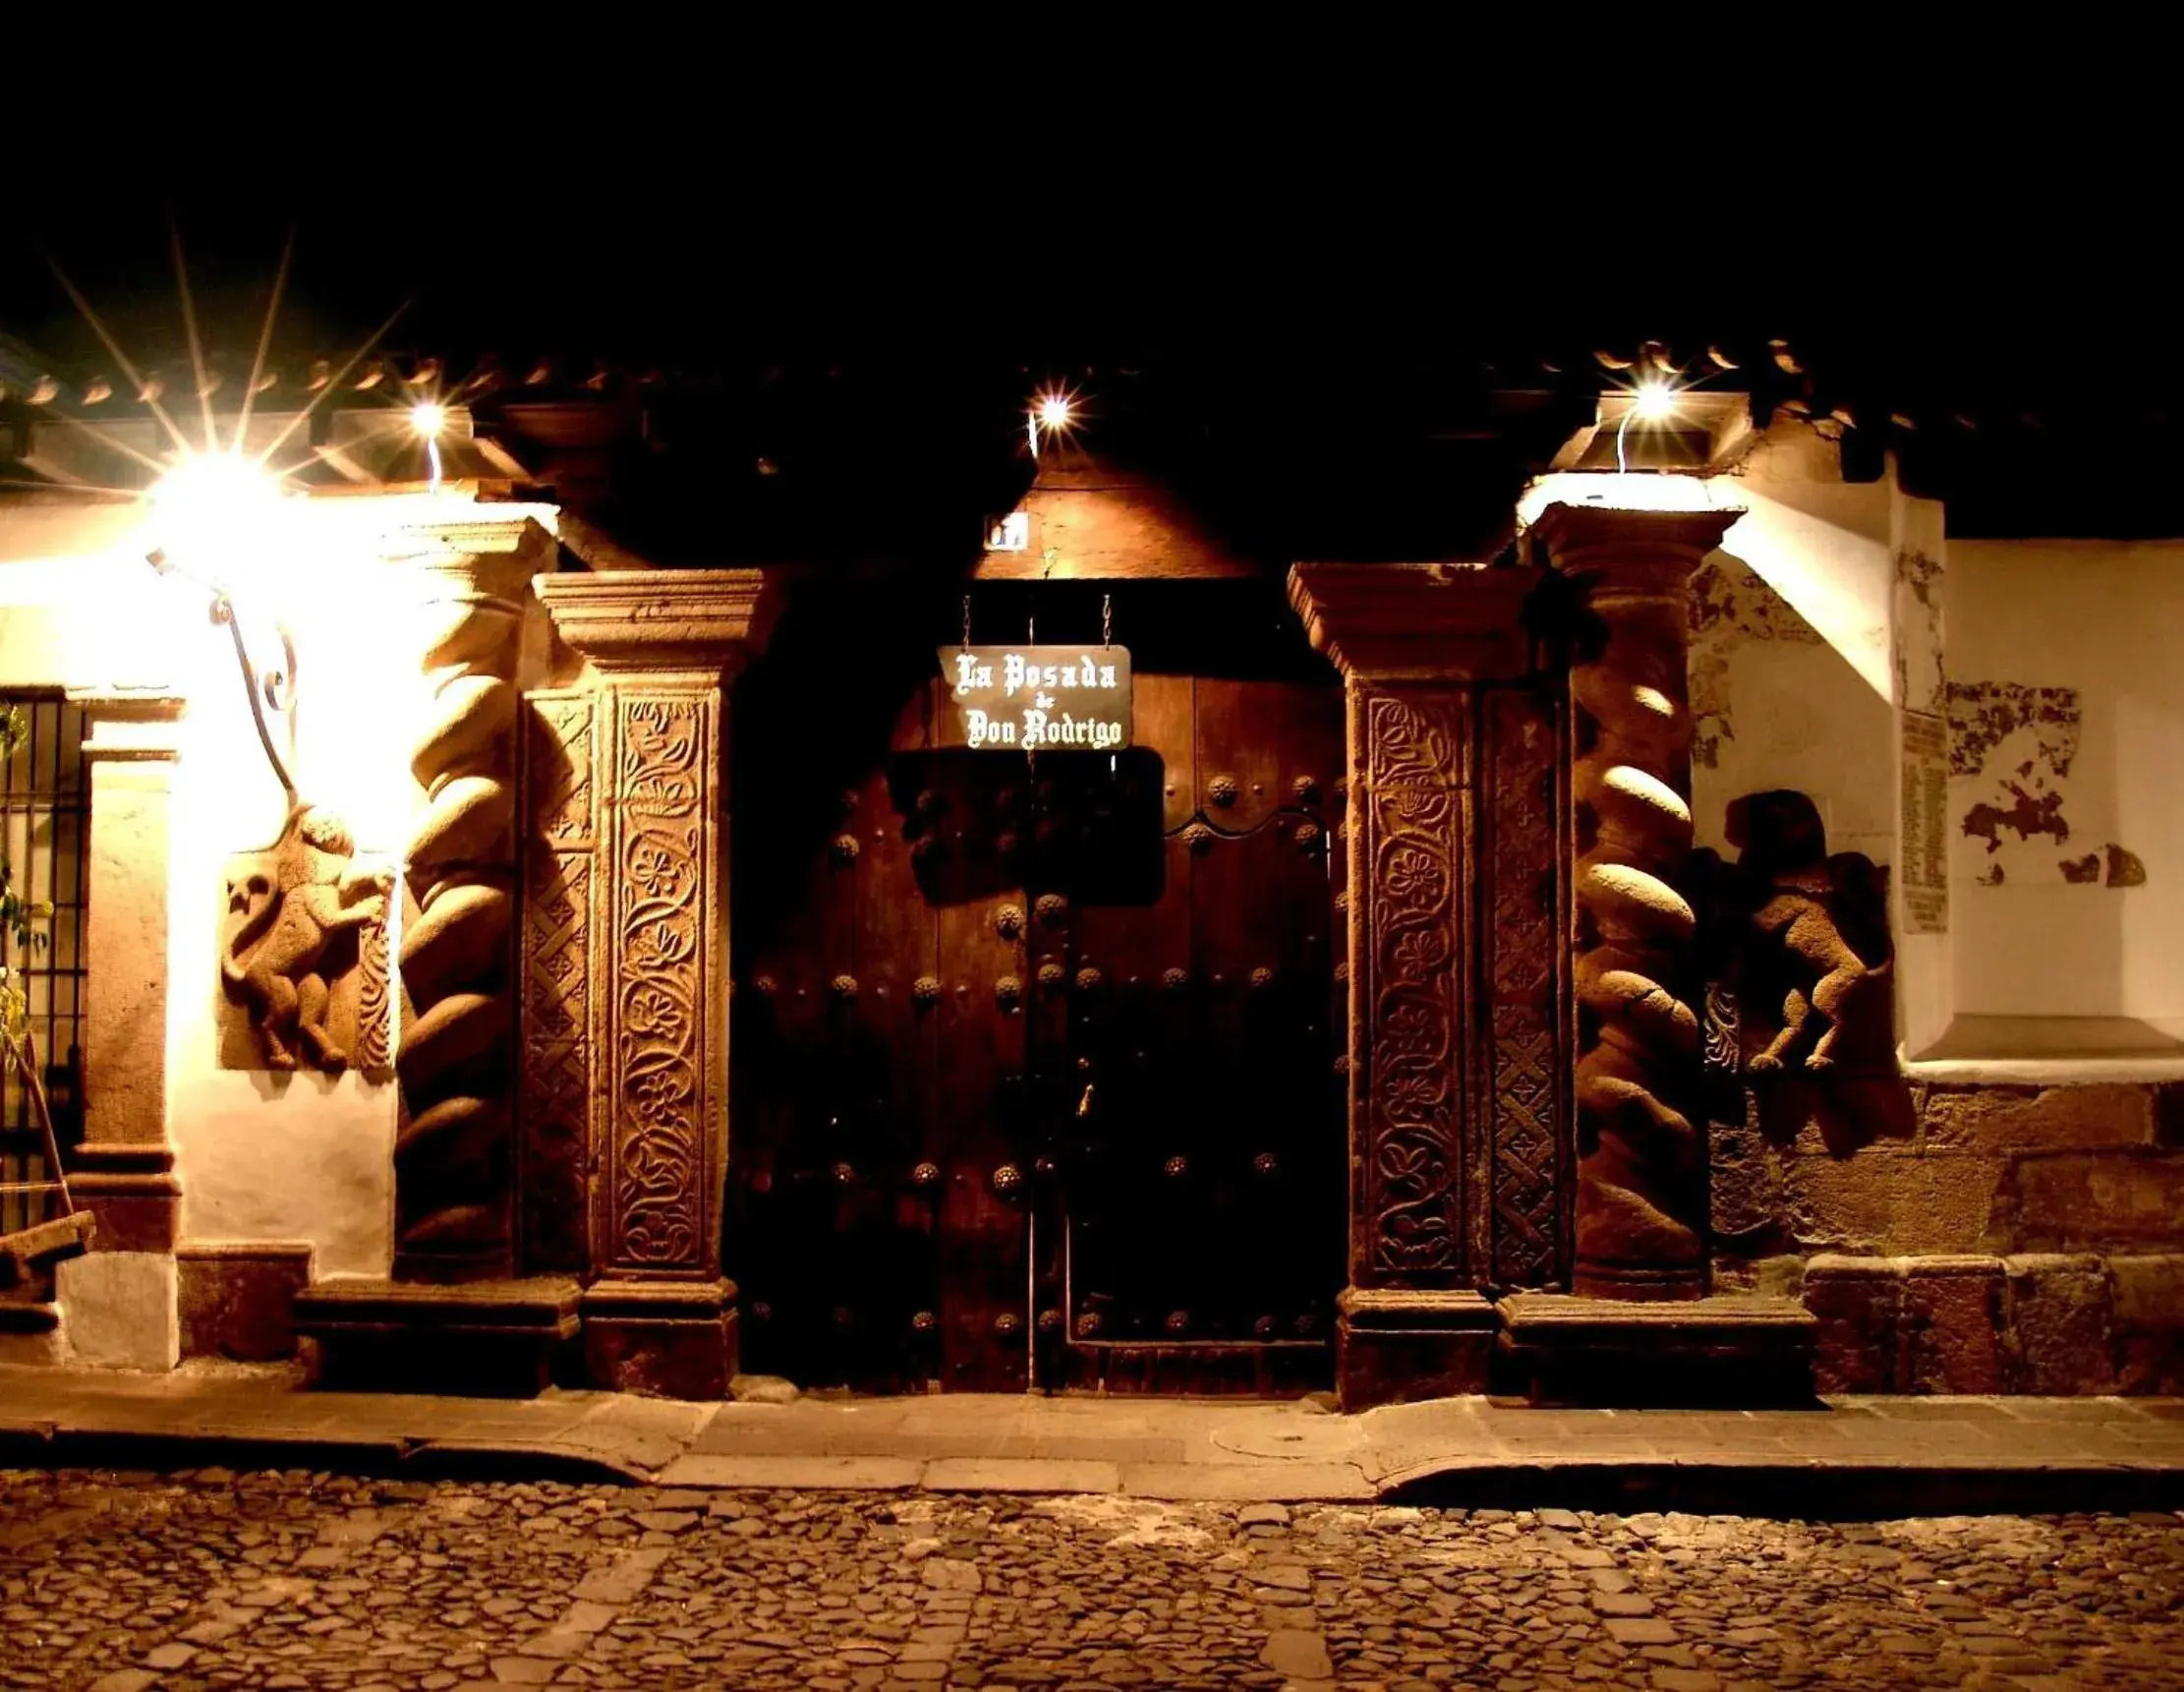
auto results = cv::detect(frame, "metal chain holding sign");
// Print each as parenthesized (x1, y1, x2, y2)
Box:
(1101, 594, 1117, 775)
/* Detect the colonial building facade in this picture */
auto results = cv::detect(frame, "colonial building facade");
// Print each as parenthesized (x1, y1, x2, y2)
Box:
(0, 358, 2178, 1407)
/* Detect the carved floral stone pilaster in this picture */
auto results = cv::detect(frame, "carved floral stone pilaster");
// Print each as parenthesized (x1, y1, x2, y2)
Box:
(1353, 681, 1467, 1279)
(1532, 501, 1740, 1302)
(1288, 563, 1544, 1409)
(602, 689, 716, 1274)
(534, 568, 780, 1398)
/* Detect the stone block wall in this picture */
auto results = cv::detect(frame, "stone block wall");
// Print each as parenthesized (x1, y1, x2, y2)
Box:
(1713, 1079, 2184, 1393)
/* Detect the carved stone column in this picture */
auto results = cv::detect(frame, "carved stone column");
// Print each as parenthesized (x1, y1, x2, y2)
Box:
(1531, 503, 1738, 1299)
(292, 516, 580, 1392)
(1289, 563, 1543, 1410)
(534, 569, 780, 1398)
(392, 519, 555, 1282)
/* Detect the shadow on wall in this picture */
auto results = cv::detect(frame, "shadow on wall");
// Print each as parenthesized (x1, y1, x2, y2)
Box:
(1694, 790, 1919, 1255)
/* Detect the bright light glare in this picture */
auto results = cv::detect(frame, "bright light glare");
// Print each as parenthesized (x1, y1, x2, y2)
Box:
(1035, 392, 1073, 432)
(410, 401, 448, 439)
(148, 451, 285, 573)
(1631, 379, 1677, 423)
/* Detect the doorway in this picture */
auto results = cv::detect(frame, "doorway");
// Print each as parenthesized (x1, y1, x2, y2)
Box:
(728, 581, 1347, 1392)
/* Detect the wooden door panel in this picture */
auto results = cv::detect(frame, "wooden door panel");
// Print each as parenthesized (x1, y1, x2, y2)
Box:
(1061, 670, 1347, 1375)
(824, 690, 940, 1388)
(733, 590, 1351, 1395)
(1142, 675, 1197, 835)
(730, 691, 850, 1383)
(1193, 676, 1289, 833)
(929, 762, 1031, 1393)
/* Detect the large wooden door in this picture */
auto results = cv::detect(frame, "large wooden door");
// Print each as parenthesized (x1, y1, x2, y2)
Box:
(729, 582, 1345, 1392)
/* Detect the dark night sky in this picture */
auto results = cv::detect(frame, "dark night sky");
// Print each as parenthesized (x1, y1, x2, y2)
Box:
(4, 110, 2173, 546)
(4, 136, 2162, 391)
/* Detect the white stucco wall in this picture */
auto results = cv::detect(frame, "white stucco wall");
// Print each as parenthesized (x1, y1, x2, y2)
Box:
(162, 550, 408, 1278)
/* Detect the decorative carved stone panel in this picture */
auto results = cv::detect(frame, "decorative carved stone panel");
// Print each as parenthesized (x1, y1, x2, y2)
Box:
(520, 693, 597, 1275)
(216, 804, 393, 1076)
(1351, 682, 1468, 1282)
(603, 690, 719, 1275)
(1479, 688, 1565, 1289)
(529, 691, 597, 848)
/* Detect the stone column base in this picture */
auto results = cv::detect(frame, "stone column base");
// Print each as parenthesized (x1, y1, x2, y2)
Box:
(1337, 1288, 1497, 1410)
(66, 1143, 179, 1253)
(55, 1251, 179, 1371)
(178, 1242, 315, 1363)
(1497, 1291, 1815, 1407)
(293, 1276, 580, 1396)
(582, 1279, 739, 1400)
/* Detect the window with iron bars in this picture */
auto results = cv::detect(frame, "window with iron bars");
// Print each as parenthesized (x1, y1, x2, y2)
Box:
(0, 695, 86, 1237)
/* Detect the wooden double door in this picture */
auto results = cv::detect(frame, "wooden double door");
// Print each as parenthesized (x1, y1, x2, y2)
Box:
(729, 582, 1347, 1392)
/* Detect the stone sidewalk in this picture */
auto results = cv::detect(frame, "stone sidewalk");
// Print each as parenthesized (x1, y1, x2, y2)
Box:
(2, 1364, 2181, 1512)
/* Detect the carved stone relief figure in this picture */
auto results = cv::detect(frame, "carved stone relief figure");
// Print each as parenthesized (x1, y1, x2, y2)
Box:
(218, 804, 393, 1074)
(1718, 789, 1894, 1077)
(1692, 788, 1913, 1169)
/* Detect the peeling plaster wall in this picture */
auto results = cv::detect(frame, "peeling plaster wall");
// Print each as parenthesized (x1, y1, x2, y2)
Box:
(1945, 540, 2184, 1027)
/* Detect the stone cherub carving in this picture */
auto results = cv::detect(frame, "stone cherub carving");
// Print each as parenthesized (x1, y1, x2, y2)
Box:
(1715, 789, 1894, 1075)
(221, 804, 392, 1072)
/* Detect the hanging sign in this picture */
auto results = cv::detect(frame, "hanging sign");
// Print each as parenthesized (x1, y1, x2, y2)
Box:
(938, 645, 1132, 751)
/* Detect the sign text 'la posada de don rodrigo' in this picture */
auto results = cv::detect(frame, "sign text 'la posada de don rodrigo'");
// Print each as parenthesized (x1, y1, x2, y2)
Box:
(938, 646, 1132, 751)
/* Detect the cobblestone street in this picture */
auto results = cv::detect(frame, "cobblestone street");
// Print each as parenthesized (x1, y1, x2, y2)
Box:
(1, 1469, 2181, 1692)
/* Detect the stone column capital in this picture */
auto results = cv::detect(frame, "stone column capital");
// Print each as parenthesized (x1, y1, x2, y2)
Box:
(1287, 562, 1544, 681)
(536, 569, 783, 680)
(66, 689, 186, 763)
(379, 511, 558, 602)
(1529, 501, 1742, 585)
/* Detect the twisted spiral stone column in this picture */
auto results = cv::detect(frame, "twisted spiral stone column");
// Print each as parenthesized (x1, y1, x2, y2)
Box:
(392, 525, 547, 1282)
(1535, 503, 1739, 1301)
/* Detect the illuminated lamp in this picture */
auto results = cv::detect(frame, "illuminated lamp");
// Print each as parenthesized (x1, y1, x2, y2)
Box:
(146, 450, 285, 575)
(144, 451, 301, 801)
(410, 400, 448, 492)
(1027, 387, 1079, 458)
(1617, 378, 1679, 472)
